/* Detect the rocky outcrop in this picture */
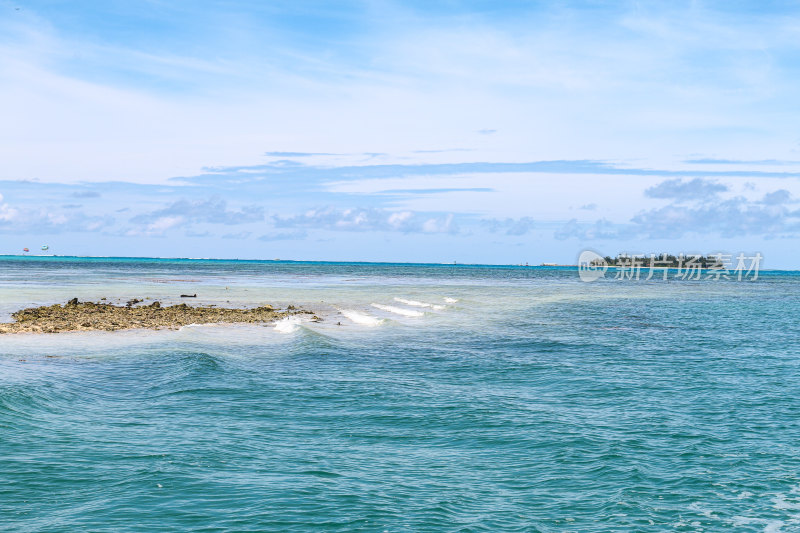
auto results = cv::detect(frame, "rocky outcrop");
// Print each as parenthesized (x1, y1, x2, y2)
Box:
(0, 300, 313, 334)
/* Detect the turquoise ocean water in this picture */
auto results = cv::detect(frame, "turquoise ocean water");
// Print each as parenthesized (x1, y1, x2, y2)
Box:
(2, 257, 800, 531)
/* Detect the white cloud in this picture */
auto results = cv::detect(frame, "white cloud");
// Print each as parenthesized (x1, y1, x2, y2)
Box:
(145, 216, 184, 235)
(387, 211, 413, 228)
(273, 207, 458, 234)
(645, 179, 728, 201)
(421, 214, 455, 234)
(127, 198, 264, 235)
(0, 193, 114, 234)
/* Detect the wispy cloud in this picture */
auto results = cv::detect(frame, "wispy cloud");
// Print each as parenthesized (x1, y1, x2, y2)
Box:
(273, 207, 458, 234)
(554, 188, 800, 241)
(630, 198, 799, 239)
(684, 158, 800, 165)
(644, 178, 728, 201)
(222, 231, 252, 240)
(554, 219, 621, 241)
(258, 230, 307, 242)
(264, 152, 338, 157)
(0, 193, 114, 234)
(378, 187, 493, 195)
(71, 190, 101, 198)
(412, 149, 475, 154)
(762, 190, 792, 205)
(123, 197, 264, 236)
(129, 197, 264, 227)
(130, 215, 184, 236)
(482, 217, 536, 236)
(184, 160, 800, 191)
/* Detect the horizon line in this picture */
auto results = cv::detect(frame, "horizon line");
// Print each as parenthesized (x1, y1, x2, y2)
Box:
(0, 254, 795, 272)
(0, 254, 560, 268)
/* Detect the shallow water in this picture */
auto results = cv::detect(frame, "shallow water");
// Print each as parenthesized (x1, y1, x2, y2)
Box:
(2, 257, 800, 531)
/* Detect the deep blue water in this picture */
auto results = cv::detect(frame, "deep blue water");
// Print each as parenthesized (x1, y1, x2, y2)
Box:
(2, 258, 800, 531)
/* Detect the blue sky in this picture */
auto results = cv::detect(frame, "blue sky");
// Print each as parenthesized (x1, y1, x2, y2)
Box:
(2, 1, 800, 265)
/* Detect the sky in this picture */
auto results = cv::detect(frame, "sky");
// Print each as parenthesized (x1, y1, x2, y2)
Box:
(2, 0, 800, 266)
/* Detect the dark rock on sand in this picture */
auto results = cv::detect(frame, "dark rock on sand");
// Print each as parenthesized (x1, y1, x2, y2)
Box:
(0, 300, 305, 334)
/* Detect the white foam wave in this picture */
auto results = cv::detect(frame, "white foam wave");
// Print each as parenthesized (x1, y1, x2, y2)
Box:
(444, 297, 458, 303)
(371, 303, 424, 317)
(274, 316, 302, 333)
(394, 297, 445, 310)
(732, 517, 786, 533)
(340, 309, 384, 326)
(773, 494, 800, 511)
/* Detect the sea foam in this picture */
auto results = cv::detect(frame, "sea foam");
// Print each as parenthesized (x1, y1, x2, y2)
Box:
(340, 309, 384, 326)
(371, 303, 424, 317)
(394, 297, 445, 310)
(274, 316, 302, 333)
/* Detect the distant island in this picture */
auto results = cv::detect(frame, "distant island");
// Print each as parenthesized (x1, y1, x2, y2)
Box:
(593, 254, 728, 269)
